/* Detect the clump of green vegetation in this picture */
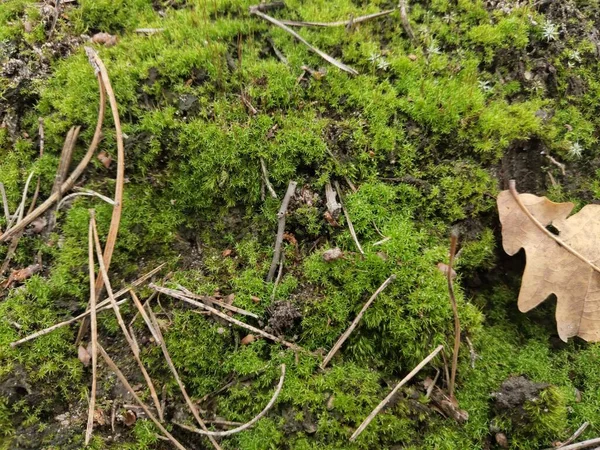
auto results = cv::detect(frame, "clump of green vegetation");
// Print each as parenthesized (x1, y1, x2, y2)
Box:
(3, 0, 600, 448)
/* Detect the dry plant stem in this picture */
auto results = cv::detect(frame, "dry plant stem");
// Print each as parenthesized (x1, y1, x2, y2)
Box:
(267, 180, 297, 281)
(134, 28, 165, 33)
(260, 158, 278, 199)
(175, 287, 259, 319)
(98, 345, 188, 450)
(0, 72, 106, 242)
(554, 422, 590, 449)
(146, 308, 223, 450)
(350, 344, 444, 441)
(465, 336, 476, 369)
(57, 190, 115, 211)
(16, 171, 36, 224)
(321, 275, 396, 369)
(546, 437, 600, 450)
(129, 291, 157, 326)
(85, 213, 98, 446)
(249, 7, 359, 75)
(130, 290, 162, 344)
(280, 9, 396, 27)
(399, 0, 416, 42)
(508, 180, 600, 274)
(271, 253, 284, 301)
(204, 420, 244, 427)
(173, 364, 286, 437)
(544, 153, 566, 176)
(0, 183, 10, 221)
(425, 369, 440, 399)
(77, 48, 126, 346)
(91, 218, 163, 419)
(151, 285, 307, 352)
(334, 181, 364, 255)
(9, 264, 165, 347)
(447, 232, 460, 400)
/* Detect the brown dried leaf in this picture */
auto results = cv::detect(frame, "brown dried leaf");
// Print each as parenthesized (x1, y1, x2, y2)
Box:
(222, 248, 233, 257)
(322, 248, 343, 262)
(78, 345, 91, 366)
(97, 151, 112, 168)
(241, 334, 256, 345)
(122, 410, 137, 426)
(498, 184, 600, 341)
(93, 409, 106, 426)
(92, 32, 118, 47)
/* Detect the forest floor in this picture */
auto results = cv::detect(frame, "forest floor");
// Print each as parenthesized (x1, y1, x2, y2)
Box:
(2, 0, 600, 449)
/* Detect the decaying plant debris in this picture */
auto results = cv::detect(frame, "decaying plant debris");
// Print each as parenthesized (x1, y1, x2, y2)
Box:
(3, 0, 600, 448)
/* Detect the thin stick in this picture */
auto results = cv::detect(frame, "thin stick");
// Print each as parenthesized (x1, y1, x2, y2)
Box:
(28, 117, 45, 216)
(0, 72, 106, 242)
(334, 181, 364, 255)
(260, 158, 278, 199)
(173, 364, 286, 437)
(130, 290, 162, 344)
(146, 307, 223, 450)
(267, 181, 296, 281)
(279, 9, 396, 27)
(91, 217, 163, 419)
(425, 369, 440, 399)
(85, 212, 98, 445)
(98, 345, 188, 450)
(544, 152, 566, 176)
(46, 126, 80, 234)
(151, 284, 307, 353)
(76, 48, 126, 346)
(9, 264, 165, 347)
(249, 6, 359, 75)
(16, 171, 36, 225)
(321, 275, 395, 369)
(57, 191, 116, 210)
(350, 344, 443, 441)
(399, 0, 416, 42)
(509, 180, 600, 275)
(546, 437, 600, 450)
(465, 336, 477, 369)
(271, 253, 284, 301)
(554, 422, 590, 449)
(447, 232, 460, 400)
(176, 286, 259, 319)
(134, 28, 165, 34)
(0, 183, 10, 221)
(129, 291, 157, 327)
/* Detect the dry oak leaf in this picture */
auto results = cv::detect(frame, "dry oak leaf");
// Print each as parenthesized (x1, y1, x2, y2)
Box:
(498, 180, 600, 342)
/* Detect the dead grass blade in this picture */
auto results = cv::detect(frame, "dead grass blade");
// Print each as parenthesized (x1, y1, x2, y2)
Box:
(350, 345, 444, 441)
(76, 47, 126, 346)
(91, 216, 163, 420)
(334, 181, 364, 255)
(0, 72, 106, 242)
(9, 264, 165, 347)
(447, 232, 460, 400)
(173, 364, 285, 437)
(151, 284, 308, 353)
(280, 9, 396, 27)
(176, 285, 259, 319)
(0, 183, 10, 222)
(98, 345, 188, 450)
(143, 306, 222, 450)
(249, 6, 359, 75)
(57, 190, 116, 211)
(321, 275, 395, 369)
(267, 181, 297, 282)
(85, 212, 99, 446)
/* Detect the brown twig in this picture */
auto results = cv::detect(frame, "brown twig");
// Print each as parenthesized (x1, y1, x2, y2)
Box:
(134, 28, 165, 34)
(57, 189, 115, 211)
(546, 437, 600, 450)
(144, 307, 222, 450)
(175, 286, 259, 319)
(249, 6, 359, 75)
(552, 422, 590, 449)
(447, 232, 460, 400)
(465, 336, 477, 369)
(398, 0, 416, 42)
(85, 212, 98, 446)
(98, 345, 188, 450)
(350, 344, 444, 441)
(543, 152, 566, 176)
(150, 284, 307, 353)
(76, 48, 126, 346)
(91, 216, 163, 419)
(271, 253, 284, 301)
(173, 364, 285, 437)
(0, 183, 10, 222)
(333, 180, 364, 255)
(46, 126, 80, 234)
(129, 290, 162, 344)
(425, 369, 440, 399)
(267, 180, 297, 281)
(0, 72, 106, 242)
(260, 158, 278, 199)
(321, 275, 395, 369)
(9, 264, 165, 347)
(279, 9, 396, 27)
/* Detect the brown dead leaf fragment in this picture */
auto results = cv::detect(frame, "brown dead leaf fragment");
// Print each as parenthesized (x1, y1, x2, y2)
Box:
(97, 151, 112, 168)
(498, 180, 600, 341)
(92, 32, 118, 47)
(78, 345, 91, 366)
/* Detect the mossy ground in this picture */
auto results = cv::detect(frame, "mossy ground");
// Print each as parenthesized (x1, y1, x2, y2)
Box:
(2, 0, 600, 448)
